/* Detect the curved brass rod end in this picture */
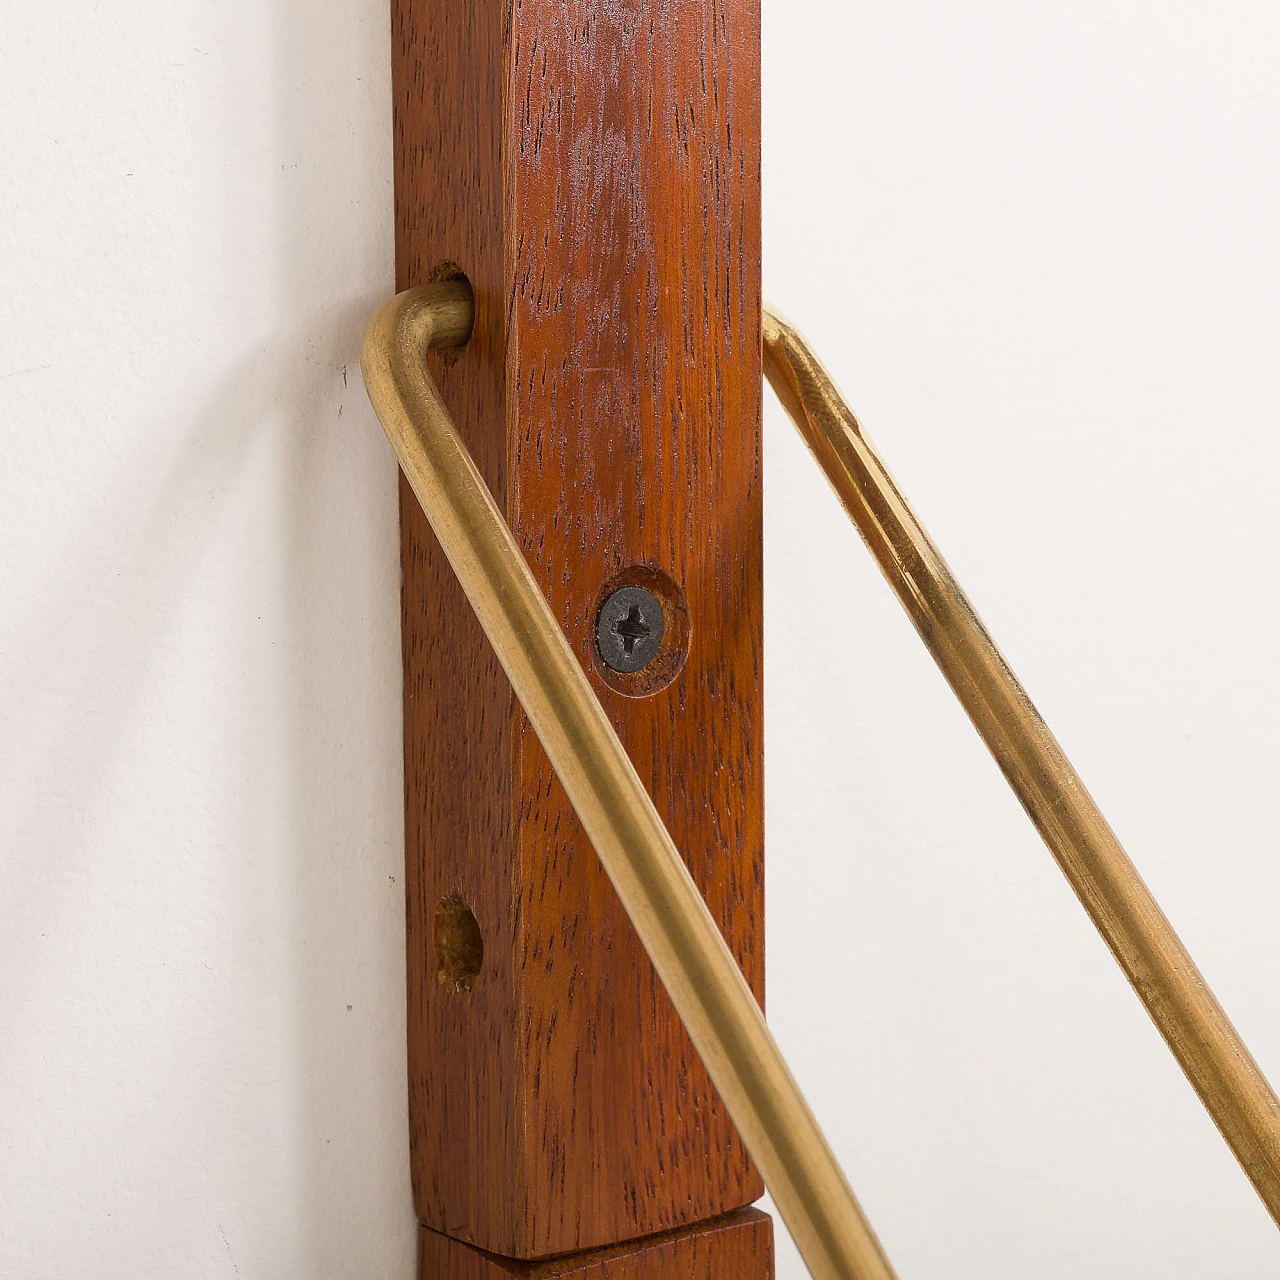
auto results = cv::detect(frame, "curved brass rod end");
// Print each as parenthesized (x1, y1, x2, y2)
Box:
(361, 278, 475, 402)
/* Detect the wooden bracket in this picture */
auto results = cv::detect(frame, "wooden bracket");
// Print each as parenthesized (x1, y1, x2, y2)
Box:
(419, 1209, 773, 1278)
(392, 0, 766, 1273)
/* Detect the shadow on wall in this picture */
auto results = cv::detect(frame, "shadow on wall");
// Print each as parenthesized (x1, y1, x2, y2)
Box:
(270, 0, 412, 1273)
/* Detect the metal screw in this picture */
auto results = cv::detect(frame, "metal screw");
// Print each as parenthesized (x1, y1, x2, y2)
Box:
(596, 585, 665, 673)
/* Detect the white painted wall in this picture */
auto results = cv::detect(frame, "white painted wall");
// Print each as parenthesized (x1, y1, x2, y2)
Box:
(2, 2, 1278, 1277)
(1, 2, 413, 1276)
(762, 3, 1280, 1277)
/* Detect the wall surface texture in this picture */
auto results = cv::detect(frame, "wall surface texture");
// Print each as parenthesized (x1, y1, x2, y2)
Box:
(4, 2, 1280, 1278)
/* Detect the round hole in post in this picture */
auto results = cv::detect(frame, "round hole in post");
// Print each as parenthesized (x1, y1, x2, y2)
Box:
(427, 261, 473, 367)
(433, 894, 484, 992)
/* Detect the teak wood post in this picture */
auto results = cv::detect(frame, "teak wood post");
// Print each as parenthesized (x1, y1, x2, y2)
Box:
(391, 0, 769, 1275)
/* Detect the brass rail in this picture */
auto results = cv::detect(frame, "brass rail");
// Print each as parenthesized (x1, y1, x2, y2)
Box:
(362, 281, 896, 1280)
(364, 281, 1280, 1279)
(762, 304, 1280, 1232)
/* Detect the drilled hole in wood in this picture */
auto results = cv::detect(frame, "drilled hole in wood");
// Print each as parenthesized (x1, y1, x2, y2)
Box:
(434, 894, 484, 992)
(428, 261, 472, 366)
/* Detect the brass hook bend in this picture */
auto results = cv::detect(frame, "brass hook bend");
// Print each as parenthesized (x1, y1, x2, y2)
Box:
(362, 281, 897, 1280)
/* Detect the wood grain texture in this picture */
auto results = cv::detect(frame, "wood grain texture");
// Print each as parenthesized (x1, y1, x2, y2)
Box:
(419, 1209, 774, 1279)
(394, 0, 763, 1260)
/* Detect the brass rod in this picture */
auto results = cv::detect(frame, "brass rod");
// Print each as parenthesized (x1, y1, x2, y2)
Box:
(362, 282, 897, 1280)
(762, 304, 1280, 1229)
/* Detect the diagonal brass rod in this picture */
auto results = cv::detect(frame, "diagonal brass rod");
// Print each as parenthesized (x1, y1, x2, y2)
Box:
(763, 304, 1280, 1229)
(362, 281, 897, 1280)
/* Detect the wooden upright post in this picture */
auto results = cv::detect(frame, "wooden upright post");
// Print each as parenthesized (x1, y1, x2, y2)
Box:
(392, 0, 768, 1273)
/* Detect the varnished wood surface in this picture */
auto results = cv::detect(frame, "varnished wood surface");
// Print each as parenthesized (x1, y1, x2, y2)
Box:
(418, 1209, 774, 1279)
(394, 0, 763, 1261)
